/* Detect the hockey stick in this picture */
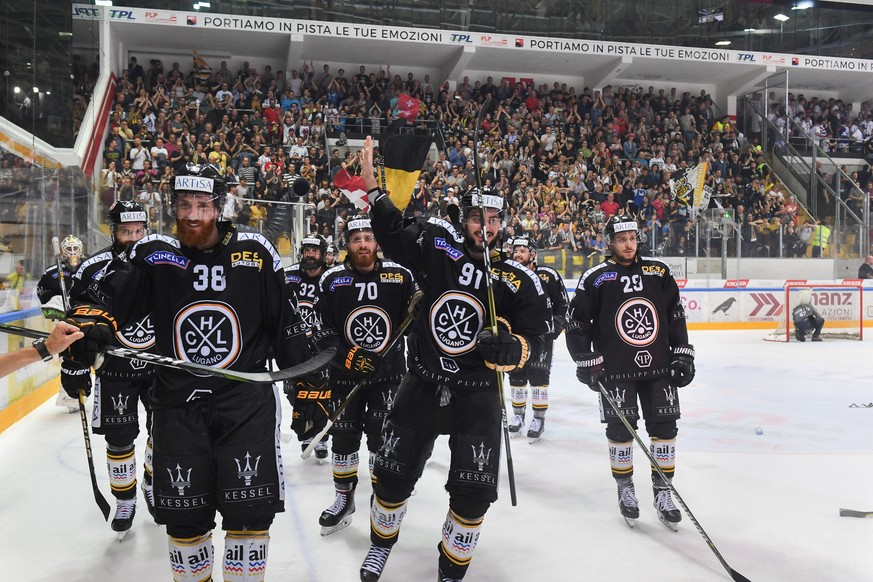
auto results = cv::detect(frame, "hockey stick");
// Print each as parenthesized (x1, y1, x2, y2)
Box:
(839, 508, 873, 518)
(301, 290, 424, 460)
(596, 381, 750, 582)
(0, 322, 336, 384)
(53, 237, 112, 521)
(471, 98, 518, 507)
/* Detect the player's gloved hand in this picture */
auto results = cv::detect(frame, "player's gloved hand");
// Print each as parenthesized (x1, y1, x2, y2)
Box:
(477, 328, 530, 372)
(340, 346, 383, 379)
(575, 351, 604, 391)
(60, 358, 91, 399)
(670, 344, 695, 388)
(547, 315, 566, 341)
(288, 380, 331, 440)
(62, 306, 117, 367)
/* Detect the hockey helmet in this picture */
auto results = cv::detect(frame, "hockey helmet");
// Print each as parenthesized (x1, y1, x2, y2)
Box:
(298, 235, 327, 262)
(345, 218, 373, 246)
(107, 200, 149, 234)
(170, 163, 227, 216)
(60, 235, 84, 268)
(603, 214, 640, 247)
(459, 187, 504, 221)
(510, 235, 538, 252)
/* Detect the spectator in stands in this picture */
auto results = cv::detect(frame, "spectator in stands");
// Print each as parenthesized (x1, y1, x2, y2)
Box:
(858, 255, 873, 279)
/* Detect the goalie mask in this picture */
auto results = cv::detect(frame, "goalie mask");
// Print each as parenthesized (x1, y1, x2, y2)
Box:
(60, 235, 84, 269)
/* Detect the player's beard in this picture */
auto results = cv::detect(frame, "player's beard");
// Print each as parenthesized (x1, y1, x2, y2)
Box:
(301, 256, 321, 273)
(177, 217, 217, 248)
(348, 247, 376, 271)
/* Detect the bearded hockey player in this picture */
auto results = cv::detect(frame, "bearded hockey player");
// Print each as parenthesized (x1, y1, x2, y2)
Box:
(507, 235, 568, 443)
(566, 214, 695, 531)
(315, 217, 418, 536)
(62, 163, 319, 581)
(61, 201, 154, 539)
(357, 136, 550, 582)
(284, 235, 331, 459)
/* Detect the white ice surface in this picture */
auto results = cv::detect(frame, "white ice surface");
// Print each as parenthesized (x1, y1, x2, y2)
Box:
(1, 330, 871, 581)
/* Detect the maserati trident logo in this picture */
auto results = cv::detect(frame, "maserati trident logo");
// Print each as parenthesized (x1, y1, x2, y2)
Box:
(471, 442, 491, 471)
(168, 463, 192, 495)
(111, 393, 129, 415)
(235, 451, 261, 486)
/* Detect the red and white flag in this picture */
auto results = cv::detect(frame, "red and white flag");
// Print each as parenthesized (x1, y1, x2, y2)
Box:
(396, 94, 421, 121)
(333, 167, 369, 210)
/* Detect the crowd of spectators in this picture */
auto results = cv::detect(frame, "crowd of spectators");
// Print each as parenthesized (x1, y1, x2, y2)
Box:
(86, 53, 873, 263)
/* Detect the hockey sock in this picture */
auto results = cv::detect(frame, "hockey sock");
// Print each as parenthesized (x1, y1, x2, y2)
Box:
(370, 495, 408, 546)
(531, 385, 549, 417)
(142, 437, 154, 511)
(223, 530, 269, 582)
(107, 443, 137, 500)
(169, 532, 213, 582)
(650, 438, 676, 486)
(609, 440, 633, 480)
(510, 386, 528, 411)
(332, 451, 359, 486)
(438, 509, 484, 580)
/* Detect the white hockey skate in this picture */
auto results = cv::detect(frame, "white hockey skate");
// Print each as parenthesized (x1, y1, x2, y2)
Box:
(111, 499, 136, 541)
(319, 485, 355, 536)
(616, 478, 640, 528)
(653, 488, 681, 532)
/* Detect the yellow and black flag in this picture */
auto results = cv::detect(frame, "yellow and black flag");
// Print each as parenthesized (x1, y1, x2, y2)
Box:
(378, 133, 433, 210)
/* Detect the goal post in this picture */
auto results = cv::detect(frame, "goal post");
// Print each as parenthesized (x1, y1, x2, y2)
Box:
(763, 283, 864, 342)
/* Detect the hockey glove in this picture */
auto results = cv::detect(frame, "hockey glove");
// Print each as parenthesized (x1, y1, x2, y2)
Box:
(477, 328, 530, 372)
(62, 306, 117, 367)
(341, 346, 384, 379)
(287, 380, 331, 441)
(670, 344, 695, 388)
(60, 358, 91, 399)
(575, 352, 605, 391)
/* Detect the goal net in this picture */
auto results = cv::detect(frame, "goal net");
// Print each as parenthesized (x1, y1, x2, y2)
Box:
(763, 283, 864, 342)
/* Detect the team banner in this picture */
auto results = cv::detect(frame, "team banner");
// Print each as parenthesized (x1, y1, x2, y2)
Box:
(671, 162, 712, 218)
(378, 134, 432, 211)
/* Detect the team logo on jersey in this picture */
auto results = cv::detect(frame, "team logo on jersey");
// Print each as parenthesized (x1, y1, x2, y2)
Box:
(116, 314, 156, 350)
(168, 463, 192, 495)
(145, 250, 189, 269)
(471, 442, 492, 471)
(235, 451, 261, 486)
(174, 302, 241, 368)
(615, 297, 659, 347)
(345, 306, 390, 352)
(430, 291, 485, 355)
(594, 272, 617, 287)
(298, 300, 321, 331)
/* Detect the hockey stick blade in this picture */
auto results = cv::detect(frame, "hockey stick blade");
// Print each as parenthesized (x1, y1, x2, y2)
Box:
(839, 508, 873, 518)
(301, 290, 424, 460)
(0, 323, 335, 383)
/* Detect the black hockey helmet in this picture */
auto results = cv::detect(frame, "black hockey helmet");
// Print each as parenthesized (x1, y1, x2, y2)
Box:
(510, 235, 537, 252)
(603, 214, 640, 247)
(298, 235, 327, 261)
(459, 187, 504, 221)
(170, 163, 227, 216)
(107, 200, 148, 234)
(345, 217, 373, 246)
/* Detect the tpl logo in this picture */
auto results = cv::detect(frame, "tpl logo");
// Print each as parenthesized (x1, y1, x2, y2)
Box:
(450, 33, 472, 43)
(108, 9, 135, 20)
(737, 53, 756, 62)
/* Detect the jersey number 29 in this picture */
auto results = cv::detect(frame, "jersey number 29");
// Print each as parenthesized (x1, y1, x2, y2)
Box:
(621, 274, 642, 293)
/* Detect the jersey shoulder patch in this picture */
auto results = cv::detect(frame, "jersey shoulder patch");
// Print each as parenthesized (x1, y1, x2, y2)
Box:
(76, 251, 113, 281)
(503, 259, 545, 295)
(234, 232, 283, 272)
(579, 261, 612, 290)
(129, 234, 179, 260)
(426, 217, 464, 243)
(319, 263, 351, 291)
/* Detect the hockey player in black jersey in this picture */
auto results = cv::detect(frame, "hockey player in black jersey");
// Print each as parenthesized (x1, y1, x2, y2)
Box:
(791, 289, 825, 342)
(37, 234, 86, 412)
(506, 236, 569, 443)
(567, 214, 695, 530)
(357, 137, 550, 582)
(316, 217, 418, 536)
(62, 164, 318, 581)
(60, 201, 154, 539)
(284, 235, 331, 459)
